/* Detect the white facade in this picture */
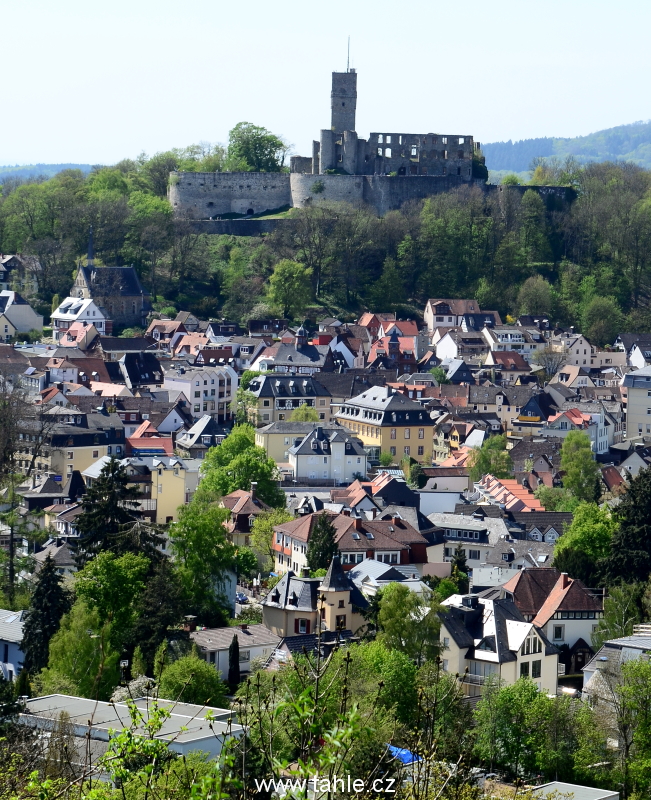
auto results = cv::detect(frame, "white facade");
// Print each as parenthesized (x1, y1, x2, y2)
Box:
(163, 365, 238, 421)
(0, 291, 43, 334)
(51, 298, 107, 341)
(482, 326, 545, 362)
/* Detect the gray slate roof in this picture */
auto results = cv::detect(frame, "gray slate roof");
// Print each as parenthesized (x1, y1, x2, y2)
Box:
(191, 623, 280, 653)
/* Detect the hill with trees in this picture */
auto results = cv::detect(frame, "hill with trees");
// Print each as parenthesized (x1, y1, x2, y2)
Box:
(483, 119, 651, 174)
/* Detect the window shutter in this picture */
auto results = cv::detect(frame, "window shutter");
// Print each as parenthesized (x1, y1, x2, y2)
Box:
(294, 619, 299, 634)
(306, 620, 311, 634)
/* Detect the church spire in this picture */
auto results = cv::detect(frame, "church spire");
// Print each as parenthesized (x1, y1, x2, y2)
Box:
(87, 225, 94, 267)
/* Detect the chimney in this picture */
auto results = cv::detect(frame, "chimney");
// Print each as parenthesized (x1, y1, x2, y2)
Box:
(342, 508, 351, 517)
(560, 572, 570, 589)
(353, 516, 363, 531)
(239, 623, 248, 632)
(301, 567, 311, 578)
(250, 481, 257, 500)
(183, 615, 197, 632)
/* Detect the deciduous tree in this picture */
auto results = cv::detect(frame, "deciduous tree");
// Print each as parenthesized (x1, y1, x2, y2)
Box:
(560, 430, 600, 502)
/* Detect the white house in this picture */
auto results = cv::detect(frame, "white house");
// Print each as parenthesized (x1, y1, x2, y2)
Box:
(287, 426, 368, 483)
(482, 326, 546, 362)
(0, 291, 43, 339)
(190, 623, 281, 679)
(439, 594, 559, 696)
(0, 609, 25, 681)
(51, 298, 108, 342)
(163, 364, 238, 422)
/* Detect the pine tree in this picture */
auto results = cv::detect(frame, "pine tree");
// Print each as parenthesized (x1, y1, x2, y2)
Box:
(74, 459, 156, 565)
(228, 634, 240, 691)
(607, 465, 651, 584)
(306, 513, 338, 572)
(21, 554, 71, 674)
(14, 667, 31, 699)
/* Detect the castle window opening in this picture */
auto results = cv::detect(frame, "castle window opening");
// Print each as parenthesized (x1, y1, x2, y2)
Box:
(385, 148, 392, 158)
(411, 146, 418, 156)
(246, 208, 254, 215)
(443, 150, 448, 159)
(399, 135, 403, 144)
(459, 137, 465, 144)
(377, 147, 383, 156)
(386, 135, 391, 143)
(378, 134, 383, 143)
(442, 137, 448, 144)
(458, 150, 464, 159)
(457, 167, 461, 175)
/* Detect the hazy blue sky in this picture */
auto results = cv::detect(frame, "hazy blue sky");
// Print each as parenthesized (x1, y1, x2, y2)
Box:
(3, 0, 650, 165)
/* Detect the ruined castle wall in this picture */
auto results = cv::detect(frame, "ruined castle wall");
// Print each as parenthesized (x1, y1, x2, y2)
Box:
(362, 175, 471, 215)
(169, 172, 291, 220)
(290, 174, 365, 208)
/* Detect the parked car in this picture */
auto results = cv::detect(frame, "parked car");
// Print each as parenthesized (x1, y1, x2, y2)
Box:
(236, 592, 249, 604)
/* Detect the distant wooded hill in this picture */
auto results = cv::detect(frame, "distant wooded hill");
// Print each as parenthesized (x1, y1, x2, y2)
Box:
(0, 163, 94, 180)
(482, 120, 651, 173)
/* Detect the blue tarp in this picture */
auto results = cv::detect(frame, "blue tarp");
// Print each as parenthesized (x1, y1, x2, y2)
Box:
(386, 745, 422, 765)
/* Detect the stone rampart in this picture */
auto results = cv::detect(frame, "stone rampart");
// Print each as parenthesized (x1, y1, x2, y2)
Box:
(169, 172, 291, 220)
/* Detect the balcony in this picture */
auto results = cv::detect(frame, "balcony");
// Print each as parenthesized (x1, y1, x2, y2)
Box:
(136, 499, 157, 512)
(462, 673, 488, 685)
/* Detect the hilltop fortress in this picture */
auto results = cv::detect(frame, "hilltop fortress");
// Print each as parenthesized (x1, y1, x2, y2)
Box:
(169, 70, 570, 224)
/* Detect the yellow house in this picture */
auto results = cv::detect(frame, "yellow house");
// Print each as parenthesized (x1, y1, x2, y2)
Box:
(16, 409, 125, 480)
(262, 556, 367, 638)
(83, 455, 201, 525)
(334, 386, 435, 463)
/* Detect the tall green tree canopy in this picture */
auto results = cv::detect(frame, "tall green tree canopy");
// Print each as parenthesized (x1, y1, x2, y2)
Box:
(198, 425, 284, 507)
(227, 122, 289, 173)
(560, 430, 600, 502)
(158, 652, 227, 707)
(169, 501, 235, 626)
(378, 583, 441, 665)
(267, 259, 312, 319)
(468, 434, 513, 482)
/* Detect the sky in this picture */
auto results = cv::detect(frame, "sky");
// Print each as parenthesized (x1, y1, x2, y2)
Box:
(3, 0, 651, 166)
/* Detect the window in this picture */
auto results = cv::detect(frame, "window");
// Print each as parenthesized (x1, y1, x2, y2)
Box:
(298, 619, 309, 634)
(93, 450, 99, 458)
(390, 446, 396, 456)
(404, 428, 410, 439)
(338, 600, 345, 608)
(468, 549, 480, 560)
(67, 451, 74, 460)
(520, 662, 530, 678)
(404, 446, 410, 456)
(553, 625, 564, 641)
(532, 660, 542, 679)
(418, 428, 424, 439)
(390, 428, 396, 439)
(116, 446, 122, 455)
(521, 632, 542, 655)
(335, 614, 346, 630)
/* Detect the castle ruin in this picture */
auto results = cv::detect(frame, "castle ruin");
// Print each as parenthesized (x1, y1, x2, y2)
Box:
(168, 69, 486, 220)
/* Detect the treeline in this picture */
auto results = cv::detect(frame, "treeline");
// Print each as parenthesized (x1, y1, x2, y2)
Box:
(2, 157, 651, 339)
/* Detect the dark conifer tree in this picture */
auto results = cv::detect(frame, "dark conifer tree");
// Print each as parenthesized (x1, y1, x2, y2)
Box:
(21, 554, 71, 674)
(228, 634, 240, 691)
(128, 558, 187, 672)
(306, 513, 338, 572)
(606, 465, 651, 584)
(74, 459, 161, 565)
